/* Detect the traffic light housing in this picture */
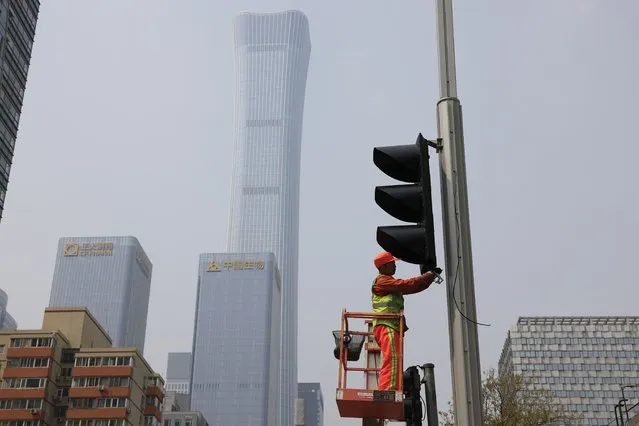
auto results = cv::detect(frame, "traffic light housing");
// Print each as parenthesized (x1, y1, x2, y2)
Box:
(403, 366, 423, 426)
(374, 133, 437, 273)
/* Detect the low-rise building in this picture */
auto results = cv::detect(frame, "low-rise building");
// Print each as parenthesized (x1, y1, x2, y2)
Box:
(0, 307, 164, 426)
(161, 411, 207, 426)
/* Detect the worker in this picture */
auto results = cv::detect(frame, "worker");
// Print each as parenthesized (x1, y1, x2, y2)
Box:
(371, 251, 441, 391)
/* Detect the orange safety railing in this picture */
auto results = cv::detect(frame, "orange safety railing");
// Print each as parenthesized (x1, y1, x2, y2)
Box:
(336, 308, 405, 391)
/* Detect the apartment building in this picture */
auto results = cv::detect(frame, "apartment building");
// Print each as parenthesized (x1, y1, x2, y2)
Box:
(0, 307, 164, 426)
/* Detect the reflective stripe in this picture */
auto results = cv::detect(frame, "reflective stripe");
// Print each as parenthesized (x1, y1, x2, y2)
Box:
(373, 301, 403, 309)
(387, 327, 398, 389)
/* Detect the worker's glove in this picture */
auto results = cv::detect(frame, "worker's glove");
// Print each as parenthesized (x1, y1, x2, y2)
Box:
(431, 267, 443, 275)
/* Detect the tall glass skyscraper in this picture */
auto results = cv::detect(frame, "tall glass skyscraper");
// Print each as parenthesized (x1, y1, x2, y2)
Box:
(0, 288, 17, 329)
(190, 252, 281, 426)
(228, 11, 311, 425)
(49, 236, 153, 352)
(0, 0, 41, 222)
(499, 316, 639, 425)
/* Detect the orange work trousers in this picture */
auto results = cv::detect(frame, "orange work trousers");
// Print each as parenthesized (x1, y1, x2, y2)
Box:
(373, 325, 402, 390)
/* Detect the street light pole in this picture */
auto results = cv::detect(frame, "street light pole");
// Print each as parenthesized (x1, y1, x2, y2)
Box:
(434, 0, 484, 424)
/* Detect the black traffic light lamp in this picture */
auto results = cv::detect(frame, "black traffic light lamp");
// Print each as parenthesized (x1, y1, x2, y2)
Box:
(374, 133, 437, 273)
(403, 366, 423, 426)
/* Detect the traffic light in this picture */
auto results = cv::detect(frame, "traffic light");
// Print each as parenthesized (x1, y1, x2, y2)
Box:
(374, 133, 437, 273)
(403, 366, 423, 426)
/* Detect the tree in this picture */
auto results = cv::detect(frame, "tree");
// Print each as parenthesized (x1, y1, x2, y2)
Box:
(439, 368, 580, 426)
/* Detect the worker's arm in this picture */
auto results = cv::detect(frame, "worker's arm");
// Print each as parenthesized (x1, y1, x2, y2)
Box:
(373, 272, 436, 296)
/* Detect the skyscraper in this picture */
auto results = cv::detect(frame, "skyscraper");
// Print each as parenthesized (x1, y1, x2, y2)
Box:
(228, 11, 311, 425)
(190, 252, 281, 425)
(0, 0, 41, 222)
(166, 352, 192, 394)
(0, 0, 40, 220)
(0, 288, 17, 329)
(298, 383, 324, 426)
(49, 236, 153, 352)
(499, 316, 639, 425)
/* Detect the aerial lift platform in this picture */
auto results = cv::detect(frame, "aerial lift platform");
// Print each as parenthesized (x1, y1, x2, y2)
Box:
(333, 309, 425, 425)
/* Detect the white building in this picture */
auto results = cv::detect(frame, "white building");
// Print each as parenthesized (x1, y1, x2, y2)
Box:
(499, 316, 639, 425)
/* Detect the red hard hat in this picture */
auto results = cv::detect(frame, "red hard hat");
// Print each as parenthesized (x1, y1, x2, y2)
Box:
(374, 251, 400, 268)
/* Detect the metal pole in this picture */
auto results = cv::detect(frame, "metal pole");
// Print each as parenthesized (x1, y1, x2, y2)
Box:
(615, 404, 621, 426)
(622, 387, 628, 423)
(434, 0, 483, 425)
(422, 363, 439, 426)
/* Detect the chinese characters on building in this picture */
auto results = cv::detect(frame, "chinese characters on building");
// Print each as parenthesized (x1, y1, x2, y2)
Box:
(64, 242, 114, 257)
(207, 259, 265, 272)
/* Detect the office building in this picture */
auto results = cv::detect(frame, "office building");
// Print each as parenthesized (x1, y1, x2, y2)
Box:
(2, 311, 16, 329)
(164, 352, 192, 411)
(0, 288, 17, 329)
(165, 352, 191, 395)
(0, 0, 41, 222)
(298, 383, 323, 426)
(228, 10, 311, 424)
(49, 236, 153, 352)
(162, 411, 208, 426)
(499, 316, 639, 425)
(0, 306, 164, 426)
(190, 253, 281, 425)
(163, 391, 190, 413)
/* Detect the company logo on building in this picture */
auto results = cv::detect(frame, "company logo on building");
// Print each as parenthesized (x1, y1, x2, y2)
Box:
(207, 259, 265, 272)
(63, 242, 113, 257)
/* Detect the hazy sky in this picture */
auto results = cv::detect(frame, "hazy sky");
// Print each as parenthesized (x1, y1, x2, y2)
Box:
(1, 0, 638, 424)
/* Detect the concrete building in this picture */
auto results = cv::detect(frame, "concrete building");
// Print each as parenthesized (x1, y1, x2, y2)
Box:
(228, 11, 311, 425)
(0, 307, 164, 426)
(298, 383, 323, 426)
(0, 0, 41, 222)
(49, 236, 153, 352)
(499, 316, 639, 425)
(162, 411, 208, 426)
(0, 289, 17, 330)
(190, 252, 281, 425)
(165, 352, 191, 397)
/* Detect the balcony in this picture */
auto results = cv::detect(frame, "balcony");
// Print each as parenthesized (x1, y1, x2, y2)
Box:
(66, 408, 129, 420)
(71, 367, 133, 378)
(0, 388, 46, 399)
(143, 405, 161, 422)
(69, 387, 131, 399)
(0, 408, 45, 421)
(2, 367, 50, 379)
(7, 347, 54, 358)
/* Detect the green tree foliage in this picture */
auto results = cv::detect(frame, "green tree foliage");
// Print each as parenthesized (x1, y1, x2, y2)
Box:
(439, 368, 580, 426)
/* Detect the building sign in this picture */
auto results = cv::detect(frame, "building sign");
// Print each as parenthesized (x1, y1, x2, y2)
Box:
(63, 242, 113, 257)
(207, 259, 265, 272)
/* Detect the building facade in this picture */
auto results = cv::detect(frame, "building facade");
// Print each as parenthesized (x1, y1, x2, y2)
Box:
(165, 353, 191, 395)
(190, 253, 281, 426)
(228, 11, 311, 425)
(297, 383, 323, 426)
(0, 307, 164, 426)
(49, 236, 153, 352)
(499, 316, 639, 425)
(0, 288, 17, 329)
(162, 411, 208, 426)
(0, 0, 40, 222)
